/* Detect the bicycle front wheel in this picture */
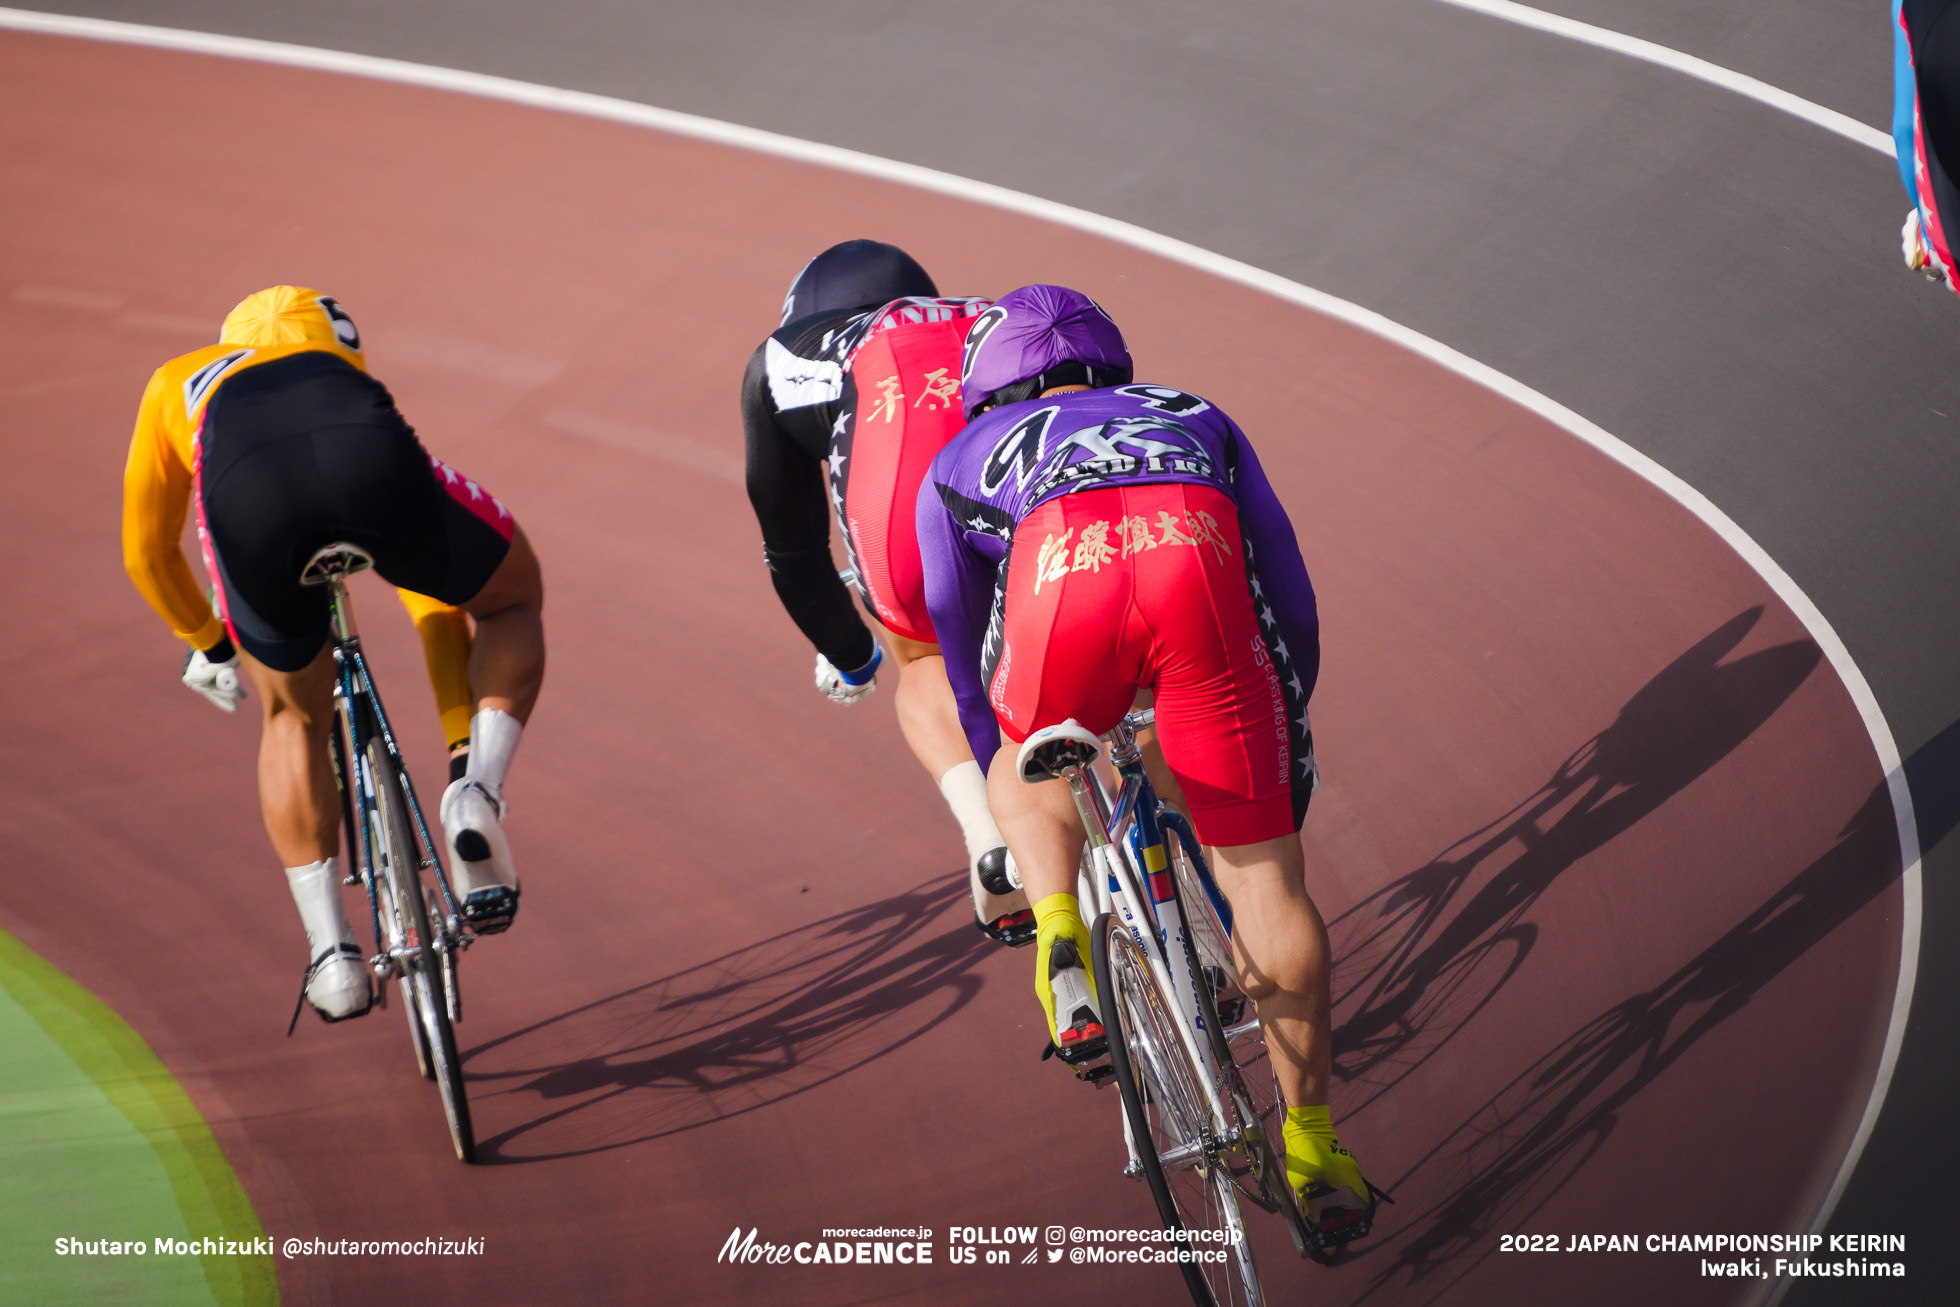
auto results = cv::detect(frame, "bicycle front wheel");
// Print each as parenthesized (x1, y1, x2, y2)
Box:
(1092, 912, 1261, 1307)
(367, 738, 476, 1163)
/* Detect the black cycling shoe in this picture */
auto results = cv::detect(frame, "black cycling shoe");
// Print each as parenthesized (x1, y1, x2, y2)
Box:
(976, 846, 1014, 895)
(970, 848, 1036, 947)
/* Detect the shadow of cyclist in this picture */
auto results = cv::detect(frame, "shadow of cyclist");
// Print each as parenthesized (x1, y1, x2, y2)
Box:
(461, 875, 991, 1163)
(1351, 779, 1901, 1301)
(1328, 608, 1822, 1112)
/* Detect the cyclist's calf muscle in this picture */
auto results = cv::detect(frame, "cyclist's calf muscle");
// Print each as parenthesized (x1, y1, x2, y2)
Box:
(242, 642, 341, 868)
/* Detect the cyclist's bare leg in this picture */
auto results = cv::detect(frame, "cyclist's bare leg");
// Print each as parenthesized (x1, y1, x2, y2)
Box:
(883, 630, 973, 779)
(985, 751, 1084, 904)
(444, 525, 542, 928)
(241, 643, 340, 866)
(987, 752, 1097, 1033)
(460, 523, 545, 724)
(1215, 837, 1373, 1219)
(894, 629, 1023, 934)
(1203, 835, 1329, 1109)
(244, 642, 370, 1016)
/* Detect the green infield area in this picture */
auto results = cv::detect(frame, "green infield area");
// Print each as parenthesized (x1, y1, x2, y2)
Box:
(0, 928, 276, 1306)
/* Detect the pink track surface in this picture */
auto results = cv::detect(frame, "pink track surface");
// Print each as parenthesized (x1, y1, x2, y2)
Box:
(0, 32, 1905, 1306)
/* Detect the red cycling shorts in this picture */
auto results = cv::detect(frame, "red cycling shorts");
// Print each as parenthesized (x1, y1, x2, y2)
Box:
(841, 316, 973, 644)
(988, 482, 1305, 847)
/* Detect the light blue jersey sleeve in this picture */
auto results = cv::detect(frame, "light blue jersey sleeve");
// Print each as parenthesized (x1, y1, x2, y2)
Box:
(1897, 0, 1922, 203)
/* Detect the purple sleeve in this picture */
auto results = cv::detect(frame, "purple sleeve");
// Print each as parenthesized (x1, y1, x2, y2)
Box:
(1231, 428, 1320, 700)
(917, 476, 1006, 770)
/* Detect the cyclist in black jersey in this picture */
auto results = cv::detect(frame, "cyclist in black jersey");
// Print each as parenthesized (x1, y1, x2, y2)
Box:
(741, 241, 1032, 943)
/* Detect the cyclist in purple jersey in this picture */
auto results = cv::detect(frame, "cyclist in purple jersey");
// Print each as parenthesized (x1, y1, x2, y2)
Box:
(918, 369, 1321, 767)
(917, 284, 1376, 1235)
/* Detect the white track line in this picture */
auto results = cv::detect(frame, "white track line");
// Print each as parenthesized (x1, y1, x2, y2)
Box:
(0, 3, 1920, 1244)
(1431, 0, 1894, 156)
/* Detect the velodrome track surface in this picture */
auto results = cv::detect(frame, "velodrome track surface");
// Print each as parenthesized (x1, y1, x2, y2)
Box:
(0, 10, 1934, 1307)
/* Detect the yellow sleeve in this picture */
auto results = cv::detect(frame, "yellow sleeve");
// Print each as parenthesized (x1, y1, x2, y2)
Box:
(398, 589, 474, 749)
(121, 368, 225, 650)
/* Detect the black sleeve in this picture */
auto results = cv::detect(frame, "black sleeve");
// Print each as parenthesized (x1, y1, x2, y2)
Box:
(741, 342, 876, 671)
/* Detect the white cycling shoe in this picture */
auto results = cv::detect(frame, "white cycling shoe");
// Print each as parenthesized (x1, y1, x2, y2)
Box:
(289, 937, 372, 1033)
(440, 778, 520, 933)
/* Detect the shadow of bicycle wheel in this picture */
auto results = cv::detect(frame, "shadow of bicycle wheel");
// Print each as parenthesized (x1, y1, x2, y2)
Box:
(1327, 608, 1822, 1112)
(459, 875, 991, 1163)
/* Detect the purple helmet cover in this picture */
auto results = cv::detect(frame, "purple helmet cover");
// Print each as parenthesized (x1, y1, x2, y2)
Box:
(958, 284, 1131, 419)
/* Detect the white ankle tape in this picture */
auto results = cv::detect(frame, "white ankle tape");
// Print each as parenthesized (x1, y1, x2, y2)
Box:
(285, 857, 353, 954)
(467, 708, 522, 794)
(936, 760, 1003, 861)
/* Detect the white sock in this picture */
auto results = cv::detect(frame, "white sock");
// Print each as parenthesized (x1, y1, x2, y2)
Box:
(286, 857, 353, 957)
(466, 708, 522, 795)
(937, 760, 1004, 864)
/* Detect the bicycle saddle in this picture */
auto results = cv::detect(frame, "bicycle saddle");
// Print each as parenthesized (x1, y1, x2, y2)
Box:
(1016, 719, 1103, 783)
(299, 542, 376, 586)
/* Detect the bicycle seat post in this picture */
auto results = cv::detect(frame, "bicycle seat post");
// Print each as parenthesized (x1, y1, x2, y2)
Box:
(1052, 765, 1110, 855)
(1016, 721, 1115, 847)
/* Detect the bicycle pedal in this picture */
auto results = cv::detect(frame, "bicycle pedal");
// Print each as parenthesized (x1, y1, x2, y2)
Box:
(460, 887, 518, 934)
(1073, 1062, 1116, 1088)
(1301, 1183, 1378, 1254)
(1040, 1033, 1110, 1066)
(975, 909, 1037, 948)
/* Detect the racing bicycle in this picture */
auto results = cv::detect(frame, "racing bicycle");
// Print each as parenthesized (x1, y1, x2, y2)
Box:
(1018, 711, 1356, 1306)
(302, 542, 477, 1162)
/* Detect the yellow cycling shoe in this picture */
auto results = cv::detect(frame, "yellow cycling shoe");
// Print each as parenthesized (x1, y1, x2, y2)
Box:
(1283, 1105, 1386, 1259)
(1033, 894, 1103, 1051)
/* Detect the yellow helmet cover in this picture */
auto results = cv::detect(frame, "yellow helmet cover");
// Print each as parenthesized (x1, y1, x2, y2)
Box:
(219, 285, 361, 353)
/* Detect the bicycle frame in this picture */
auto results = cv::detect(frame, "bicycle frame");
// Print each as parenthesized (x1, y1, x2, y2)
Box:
(313, 556, 471, 983)
(1058, 712, 1241, 1163)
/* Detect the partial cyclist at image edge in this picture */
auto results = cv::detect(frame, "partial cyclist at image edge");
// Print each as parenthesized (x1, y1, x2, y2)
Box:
(1894, 0, 1960, 288)
(121, 285, 545, 1023)
(915, 283, 1379, 1237)
(740, 239, 1033, 944)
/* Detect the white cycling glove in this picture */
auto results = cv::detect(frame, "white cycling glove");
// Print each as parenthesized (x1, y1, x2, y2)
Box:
(814, 644, 882, 706)
(1903, 207, 1950, 284)
(183, 640, 247, 713)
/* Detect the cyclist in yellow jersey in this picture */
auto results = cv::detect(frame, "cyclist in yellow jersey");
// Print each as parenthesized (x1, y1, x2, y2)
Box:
(122, 286, 546, 1022)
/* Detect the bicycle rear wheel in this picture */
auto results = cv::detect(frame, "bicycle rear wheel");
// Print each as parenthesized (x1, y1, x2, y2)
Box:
(367, 739, 476, 1163)
(1092, 912, 1261, 1307)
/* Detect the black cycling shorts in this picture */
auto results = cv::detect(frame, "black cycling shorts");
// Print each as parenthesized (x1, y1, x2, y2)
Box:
(196, 352, 514, 672)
